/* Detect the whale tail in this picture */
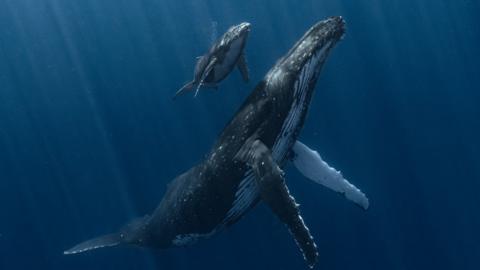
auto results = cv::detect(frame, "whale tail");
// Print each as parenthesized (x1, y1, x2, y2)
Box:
(64, 233, 122, 255)
(64, 215, 150, 255)
(173, 81, 195, 99)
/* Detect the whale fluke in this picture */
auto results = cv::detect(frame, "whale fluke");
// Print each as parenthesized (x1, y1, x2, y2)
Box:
(173, 81, 195, 99)
(64, 215, 150, 255)
(64, 233, 121, 255)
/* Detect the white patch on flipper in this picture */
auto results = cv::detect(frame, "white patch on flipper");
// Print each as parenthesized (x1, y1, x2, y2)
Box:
(292, 141, 369, 209)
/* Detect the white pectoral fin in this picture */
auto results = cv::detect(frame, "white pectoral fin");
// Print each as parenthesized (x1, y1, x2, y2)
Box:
(292, 141, 369, 210)
(195, 57, 217, 97)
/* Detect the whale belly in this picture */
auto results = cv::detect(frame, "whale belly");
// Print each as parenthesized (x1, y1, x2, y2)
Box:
(213, 38, 243, 82)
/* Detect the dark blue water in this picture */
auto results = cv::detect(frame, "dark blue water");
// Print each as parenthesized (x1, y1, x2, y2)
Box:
(0, 0, 479, 269)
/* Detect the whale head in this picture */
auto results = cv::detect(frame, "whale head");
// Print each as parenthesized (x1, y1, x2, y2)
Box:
(216, 22, 251, 53)
(226, 22, 251, 43)
(264, 16, 345, 109)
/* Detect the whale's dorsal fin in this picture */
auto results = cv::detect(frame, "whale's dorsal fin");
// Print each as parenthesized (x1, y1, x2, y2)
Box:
(236, 139, 318, 268)
(291, 141, 369, 210)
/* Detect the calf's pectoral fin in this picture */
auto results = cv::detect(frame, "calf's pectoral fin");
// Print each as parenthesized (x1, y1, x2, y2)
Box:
(195, 57, 217, 97)
(237, 53, 249, 82)
(291, 141, 369, 210)
(236, 139, 318, 268)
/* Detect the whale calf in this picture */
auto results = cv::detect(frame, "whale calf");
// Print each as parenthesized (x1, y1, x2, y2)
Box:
(174, 22, 251, 99)
(65, 17, 368, 268)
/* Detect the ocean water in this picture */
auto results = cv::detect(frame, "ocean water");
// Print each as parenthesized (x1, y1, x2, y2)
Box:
(0, 0, 479, 269)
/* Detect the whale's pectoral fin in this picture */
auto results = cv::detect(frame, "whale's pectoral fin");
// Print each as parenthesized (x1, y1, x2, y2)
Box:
(237, 53, 249, 82)
(291, 141, 369, 210)
(195, 57, 217, 97)
(63, 233, 122, 255)
(236, 139, 318, 268)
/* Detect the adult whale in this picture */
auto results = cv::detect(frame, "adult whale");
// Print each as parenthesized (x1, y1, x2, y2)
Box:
(65, 17, 368, 268)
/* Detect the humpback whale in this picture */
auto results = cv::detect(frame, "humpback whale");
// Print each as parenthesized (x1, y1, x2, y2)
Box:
(174, 22, 251, 99)
(65, 17, 368, 268)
